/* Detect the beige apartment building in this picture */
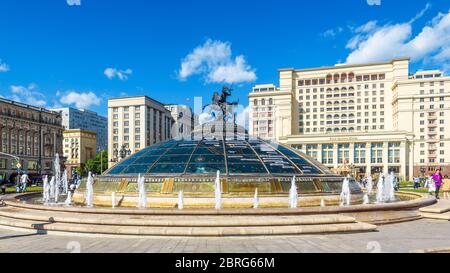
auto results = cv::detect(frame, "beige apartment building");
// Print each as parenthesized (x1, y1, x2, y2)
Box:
(108, 96, 174, 168)
(63, 129, 97, 177)
(0, 98, 64, 181)
(249, 58, 450, 180)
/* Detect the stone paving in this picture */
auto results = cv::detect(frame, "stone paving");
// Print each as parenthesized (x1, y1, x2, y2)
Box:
(0, 219, 449, 253)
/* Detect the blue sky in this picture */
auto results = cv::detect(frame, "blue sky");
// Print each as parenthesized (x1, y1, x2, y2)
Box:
(0, 0, 449, 117)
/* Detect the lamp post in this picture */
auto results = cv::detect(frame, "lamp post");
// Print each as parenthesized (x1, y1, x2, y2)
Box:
(113, 145, 131, 162)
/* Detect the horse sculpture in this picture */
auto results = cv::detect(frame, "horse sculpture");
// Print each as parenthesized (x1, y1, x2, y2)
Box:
(203, 86, 239, 122)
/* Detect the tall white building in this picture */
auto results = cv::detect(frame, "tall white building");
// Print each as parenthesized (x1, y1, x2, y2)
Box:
(51, 107, 107, 152)
(249, 58, 450, 180)
(107, 96, 174, 168)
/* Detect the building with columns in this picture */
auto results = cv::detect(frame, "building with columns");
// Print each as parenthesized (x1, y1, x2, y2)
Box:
(249, 58, 450, 180)
(0, 98, 64, 181)
(108, 96, 175, 168)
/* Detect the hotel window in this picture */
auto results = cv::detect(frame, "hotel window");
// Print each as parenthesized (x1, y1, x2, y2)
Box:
(354, 144, 366, 164)
(113, 114, 118, 120)
(322, 144, 334, 165)
(113, 108, 118, 113)
(338, 144, 350, 164)
(124, 107, 129, 112)
(113, 122, 118, 127)
(135, 106, 140, 111)
(388, 143, 401, 164)
(371, 143, 383, 164)
(124, 114, 129, 119)
(306, 145, 319, 161)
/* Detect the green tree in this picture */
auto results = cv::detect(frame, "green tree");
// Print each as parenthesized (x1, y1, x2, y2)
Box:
(85, 150, 108, 175)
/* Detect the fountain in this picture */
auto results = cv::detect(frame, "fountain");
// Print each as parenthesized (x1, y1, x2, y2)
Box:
(42, 175, 50, 203)
(49, 176, 55, 200)
(85, 172, 94, 207)
(366, 175, 373, 195)
(340, 176, 351, 206)
(178, 191, 184, 210)
(53, 154, 61, 202)
(111, 192, 116, 208)
(363, 194, 370, 205)
(376, 172, 396, 203)
(65, 191, 72, 206)
(253, 188, 259, 209)
(289, 176, 298, 209)
(215, 171, 222, 210)
(137, 174, 147, 208)
(62, 170, 69, 194)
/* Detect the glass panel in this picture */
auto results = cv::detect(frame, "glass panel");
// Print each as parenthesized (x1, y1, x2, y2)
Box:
(121, 164, 152, 174)
(149, 163, 187, 173)
(228, 163, 268, 174)
(132, 155, 161, 165)
(186, 163, 226, 174)
(106, 164, 127, 175)
(190, 155, 225, 164)
(248, 141, 301, 174)
(157, 155, 191, 163)
(165, 147, 195, 155)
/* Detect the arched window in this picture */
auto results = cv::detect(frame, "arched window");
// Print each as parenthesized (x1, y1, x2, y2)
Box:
(327, 128, 332, 133)
(341, 114, 347, 119)
(261, 99, 266, 105)
(341, 128, 348, 132)
(327, 115, 332, 119)
(348, 100, 355, 104)
(254, 99, 258, 106)
(334, 114, 340, 119)
(349, 127, 355, 132)
(334, 101, 340, 105)
(341, 87, 347, 91)
(334, 88, 340, 92)
(327, 101, 332, 106)
(269, 98, 273, 105)
(334, 128, 340, 132)
(341, 100, 347, 105)
(349, 114, 355, 119)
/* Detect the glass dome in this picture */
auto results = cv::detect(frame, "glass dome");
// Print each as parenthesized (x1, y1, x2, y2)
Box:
(105, 135, 334, 177)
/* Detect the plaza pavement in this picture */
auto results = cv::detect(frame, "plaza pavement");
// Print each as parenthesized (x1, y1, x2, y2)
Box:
(0, 219, 449, 253)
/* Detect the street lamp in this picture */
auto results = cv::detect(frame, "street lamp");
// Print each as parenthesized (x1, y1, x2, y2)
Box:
(113, 145, 131, 162)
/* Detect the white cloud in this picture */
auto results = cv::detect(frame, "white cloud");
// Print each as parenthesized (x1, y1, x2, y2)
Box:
(345, 5, 450, 73)
(104, 67, 133, 81)
(322, 27, 344, 38)
(10, 84, 47, 107)
(0, 60, 9, 72)
(59, 91, 101, 109)
(66, 0, 81, 6)
(178, 39, 257, 84)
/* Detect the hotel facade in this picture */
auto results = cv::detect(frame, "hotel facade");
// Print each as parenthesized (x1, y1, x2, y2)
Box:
(63, 129, 97, 177)
(249, 58, 450, 180)
(107, 96, 175, 168)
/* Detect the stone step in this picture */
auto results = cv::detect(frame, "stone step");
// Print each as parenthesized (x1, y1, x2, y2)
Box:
(419, 200, 450, 214)
(420, 212, 450, 221)
(0, 215, 377, 237)
(0, 207, 357, 227)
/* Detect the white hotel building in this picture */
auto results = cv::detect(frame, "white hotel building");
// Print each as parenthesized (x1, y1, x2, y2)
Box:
(249, 58, 450, 180)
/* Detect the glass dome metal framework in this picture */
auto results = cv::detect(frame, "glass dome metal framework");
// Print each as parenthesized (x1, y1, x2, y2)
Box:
(105, 135, 334, 177)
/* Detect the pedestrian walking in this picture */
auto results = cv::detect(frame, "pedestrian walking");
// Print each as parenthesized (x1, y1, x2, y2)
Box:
(432, 169, 443, 199)
(413, 177, 420, 190)
(21, 172, 30, 193)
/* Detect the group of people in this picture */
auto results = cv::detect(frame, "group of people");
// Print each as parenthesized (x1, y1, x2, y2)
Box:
(419, 169, 450, 200)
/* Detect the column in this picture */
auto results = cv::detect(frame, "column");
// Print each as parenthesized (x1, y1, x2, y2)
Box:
(366, 143, 372, 175)
(317, 144, 323, 164)
(156, 111, 161, 143)
(333, 144, 339, 170)
(0, 126, 3, 153)
(149, 108, 155, 145)
(400, 141, 407, 179)
(349, 143, 355, 165)
(382, 141, 389, 173)
(161, 113, 166, 141)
